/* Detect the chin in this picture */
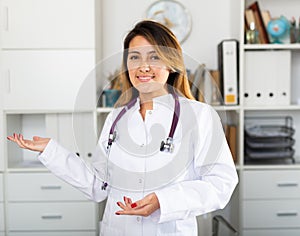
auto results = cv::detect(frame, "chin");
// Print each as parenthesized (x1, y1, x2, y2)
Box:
(136, 83, 165, 95)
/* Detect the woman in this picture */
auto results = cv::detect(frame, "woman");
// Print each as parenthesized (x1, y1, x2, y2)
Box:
(7, 20, 238, 235)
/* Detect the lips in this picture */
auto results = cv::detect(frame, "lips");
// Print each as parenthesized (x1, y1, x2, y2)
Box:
(136, 75, 155, 82)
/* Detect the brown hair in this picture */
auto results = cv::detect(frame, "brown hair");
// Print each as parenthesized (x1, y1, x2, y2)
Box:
(116, 20, 194, 106)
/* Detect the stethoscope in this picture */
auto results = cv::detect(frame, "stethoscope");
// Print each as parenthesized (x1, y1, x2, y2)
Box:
(101, 91, 180, 190)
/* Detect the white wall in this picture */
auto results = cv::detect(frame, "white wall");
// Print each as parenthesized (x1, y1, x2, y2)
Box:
(101, 0, 240, 71)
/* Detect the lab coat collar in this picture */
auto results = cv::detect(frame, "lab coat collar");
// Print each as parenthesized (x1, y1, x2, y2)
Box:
(135, 93, 175, 111)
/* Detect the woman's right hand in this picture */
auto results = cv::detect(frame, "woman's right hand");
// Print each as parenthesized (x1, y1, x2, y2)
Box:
(7, 133, 50, 153)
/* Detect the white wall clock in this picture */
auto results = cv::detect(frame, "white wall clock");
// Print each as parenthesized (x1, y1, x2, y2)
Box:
(146, 0, 192, 43)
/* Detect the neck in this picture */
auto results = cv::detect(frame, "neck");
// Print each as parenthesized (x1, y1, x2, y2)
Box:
(138, 90, 169, 120)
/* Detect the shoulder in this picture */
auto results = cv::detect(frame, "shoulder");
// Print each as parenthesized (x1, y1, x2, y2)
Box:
(179, 96, 214, 115)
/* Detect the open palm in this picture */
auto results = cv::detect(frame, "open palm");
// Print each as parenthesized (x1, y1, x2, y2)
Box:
(7, 134, 50, 152)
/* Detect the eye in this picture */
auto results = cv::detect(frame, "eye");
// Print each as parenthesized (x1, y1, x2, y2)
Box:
(150, 54, 160, 60)
(128, 54, 140, 60)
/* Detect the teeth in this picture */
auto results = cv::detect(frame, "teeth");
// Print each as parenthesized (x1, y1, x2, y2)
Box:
(137, 76, 153, 81)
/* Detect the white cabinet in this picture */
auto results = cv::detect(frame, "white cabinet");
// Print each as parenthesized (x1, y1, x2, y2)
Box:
(8, 232, 96, 236)
(1, 50, 96, 110)
(5, 112, 96, 169)
(0, 0, 95, 49)
(242, 170, 300, 235)
(0, 0, 99, 235)
(0, 111, 4, 171)
(0, 174, 4, 233)
(6, 173, 97, 234)
(239, 0, 300, 234)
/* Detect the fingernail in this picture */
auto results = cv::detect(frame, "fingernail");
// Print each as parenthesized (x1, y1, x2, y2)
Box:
(115, 212, 120, 215)
(116, 202, 120, 206)
(131, 203, 137, 208)
(123, 196, 126, 202)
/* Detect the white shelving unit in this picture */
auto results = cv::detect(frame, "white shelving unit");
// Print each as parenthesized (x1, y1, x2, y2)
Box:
(0, 0, 99, 235)
(240, 0, 300, 235)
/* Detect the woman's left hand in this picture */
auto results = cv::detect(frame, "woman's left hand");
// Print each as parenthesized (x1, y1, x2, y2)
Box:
(116, 193, 160, 217)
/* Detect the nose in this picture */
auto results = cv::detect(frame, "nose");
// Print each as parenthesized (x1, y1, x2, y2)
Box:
(139, 61, 151, 72)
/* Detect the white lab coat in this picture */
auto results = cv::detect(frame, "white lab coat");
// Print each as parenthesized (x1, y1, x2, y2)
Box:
(38, 94, 238, 236)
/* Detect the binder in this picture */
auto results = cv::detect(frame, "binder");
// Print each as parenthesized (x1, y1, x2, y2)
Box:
(218, 40, 239, 105)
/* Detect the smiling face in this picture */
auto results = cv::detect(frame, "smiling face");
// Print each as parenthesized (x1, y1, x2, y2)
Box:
(127, 35, 170, 99)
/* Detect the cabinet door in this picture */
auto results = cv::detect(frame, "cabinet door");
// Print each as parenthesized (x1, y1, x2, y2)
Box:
(7, 202, 96, 231)
(1, 0, 95, 48)
(7, 173, 88, 201)
(0, 174, 3, 202)
(58, 112, 97, 159)
(0, 111, 4, 171)
(0, 203, 4, 231)
(8, 232, 96, 236)
(1, 50, 95, 110)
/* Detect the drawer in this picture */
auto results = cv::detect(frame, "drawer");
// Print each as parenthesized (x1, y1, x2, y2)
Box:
(243, 170, 300, 199)
(7, 173, 88, 201)
(243, 229, 300, 236)
(8, 232, 96, 236)
(0, 174, 3, 201)
(243, 200, 300, 228)
(7, 202, 96, 231)
(0, 203, 4, 231)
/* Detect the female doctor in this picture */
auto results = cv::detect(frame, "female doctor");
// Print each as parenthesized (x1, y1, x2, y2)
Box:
(7, 20, 238, 235)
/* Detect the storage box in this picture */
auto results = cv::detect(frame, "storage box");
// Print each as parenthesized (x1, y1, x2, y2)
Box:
(244, 51, 291, 106)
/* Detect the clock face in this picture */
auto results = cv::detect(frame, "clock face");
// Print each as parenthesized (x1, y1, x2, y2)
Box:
(146, 0, 192, 43)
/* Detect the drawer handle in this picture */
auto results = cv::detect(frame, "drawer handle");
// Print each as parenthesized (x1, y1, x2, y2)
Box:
(40, 186, 62, 190)
(41, 215, 63, 220)
(277, 182, 298, 187)
(277, 212, 298, 217)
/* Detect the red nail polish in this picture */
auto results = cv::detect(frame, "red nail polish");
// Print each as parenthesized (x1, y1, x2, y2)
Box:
(123, 196, 126, 202)
(115, 212, 120, 215)
(116, 202, 120, 206)
(131, 203, 137, 208)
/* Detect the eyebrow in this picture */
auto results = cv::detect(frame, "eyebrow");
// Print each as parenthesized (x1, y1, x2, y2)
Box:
(128, 50, 157, 55)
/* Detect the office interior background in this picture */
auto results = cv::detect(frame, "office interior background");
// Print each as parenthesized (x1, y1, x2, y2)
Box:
(1, 0, 300, 235)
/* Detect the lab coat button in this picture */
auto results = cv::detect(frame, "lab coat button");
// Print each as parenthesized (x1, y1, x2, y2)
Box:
(148, 111, 152, 115)
(138, 178, 143, 184)
(136, 216, 141, 222)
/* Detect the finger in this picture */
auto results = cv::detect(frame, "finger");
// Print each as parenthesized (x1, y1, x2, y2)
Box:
(124, 196, 132, 206)
(116, 201, 126, 210)
(131, 199, 145, 209)
(19, 134, 31, 149)
(33, 136, 41, 141)
(7, 135, 14, 141)
(115, 204, 153, 216)
(14, 134, 27, 149)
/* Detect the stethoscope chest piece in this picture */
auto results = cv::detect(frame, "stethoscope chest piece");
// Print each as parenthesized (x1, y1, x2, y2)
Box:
(160, 137, 174, 153)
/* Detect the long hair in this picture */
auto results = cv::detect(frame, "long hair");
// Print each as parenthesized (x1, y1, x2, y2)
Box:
(116, 20, 195, 106)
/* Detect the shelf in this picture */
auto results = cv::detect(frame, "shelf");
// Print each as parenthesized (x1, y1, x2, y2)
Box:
(96, 107, 114, 113)
(243, 44, 300, 50)
(243, 164, 300, 170)
(243, 105, 300, 111)
(212, 106, 241, 111)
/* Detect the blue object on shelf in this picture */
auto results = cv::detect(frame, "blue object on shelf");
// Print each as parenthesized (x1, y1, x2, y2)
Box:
(267, 16, 290, 44)
(104, 89, 121, 107)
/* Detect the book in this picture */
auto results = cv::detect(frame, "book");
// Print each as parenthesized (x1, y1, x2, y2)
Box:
(247, 1, 270, 44)
(225, 124, 237, 162)
(245, 9, 256, 30)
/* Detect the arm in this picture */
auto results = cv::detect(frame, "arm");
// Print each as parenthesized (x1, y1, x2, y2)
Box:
(7, 112, 115, 202)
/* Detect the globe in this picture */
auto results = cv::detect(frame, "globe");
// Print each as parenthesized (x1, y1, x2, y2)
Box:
(267, 16, 290, 44)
